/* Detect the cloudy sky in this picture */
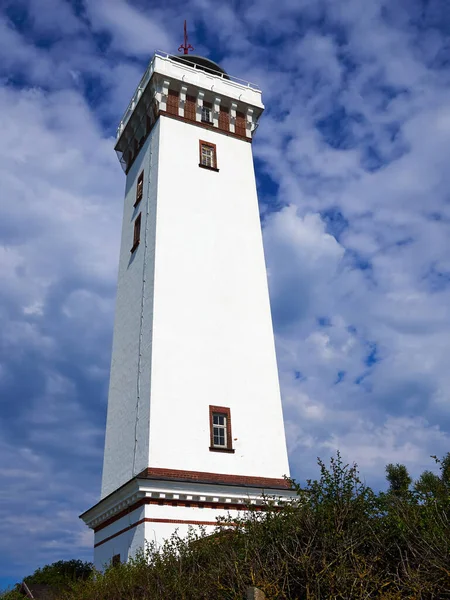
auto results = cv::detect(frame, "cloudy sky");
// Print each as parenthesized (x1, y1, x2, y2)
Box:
(2, 0, 450, 588)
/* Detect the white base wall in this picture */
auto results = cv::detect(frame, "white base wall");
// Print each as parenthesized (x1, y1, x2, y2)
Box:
(94, 503, 241, 570)
(85, 477, 297, 570)
(94, 505, 146, 570)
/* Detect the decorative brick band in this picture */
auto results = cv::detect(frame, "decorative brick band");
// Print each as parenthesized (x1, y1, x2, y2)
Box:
(159, 111, 252, 143)
(138, 467, 291, 489)
(93, 496, 261, 533)
(124, 109, 250, 175)
(94, 517, 231, 548)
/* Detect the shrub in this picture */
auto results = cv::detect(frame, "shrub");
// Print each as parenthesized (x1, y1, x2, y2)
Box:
(4, 454, 450, 600)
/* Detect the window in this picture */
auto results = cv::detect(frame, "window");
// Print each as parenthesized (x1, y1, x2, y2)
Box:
(209, 406, 234, 452)
(199, 140, 218, 171)
(201, 144, 214, 167)
(112, 554, 121, 567)
(131, 213, 141, 253)
(213, 413, 227, 447)
(201, 103, 212, 123)
(135, 171, 144, 206)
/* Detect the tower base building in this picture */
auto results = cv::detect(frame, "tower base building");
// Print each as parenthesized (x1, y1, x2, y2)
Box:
(81, 51, 294, 569)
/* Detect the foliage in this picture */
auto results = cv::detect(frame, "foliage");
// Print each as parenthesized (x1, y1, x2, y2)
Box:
(385, 463, 412, 496)
(0, 560, 93, 600)
(23, 559, 93, 586)
(2, 454, 450, 600)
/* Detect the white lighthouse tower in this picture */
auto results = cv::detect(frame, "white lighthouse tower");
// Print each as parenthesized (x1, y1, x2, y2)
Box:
(81, 41, 294, 568)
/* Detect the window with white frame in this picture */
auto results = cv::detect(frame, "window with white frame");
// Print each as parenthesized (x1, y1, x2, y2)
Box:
(212, 412, 227, 447)
(199, 141, 217, 170)
(201, 144, 213, 167)
(201, 105, 212, 123)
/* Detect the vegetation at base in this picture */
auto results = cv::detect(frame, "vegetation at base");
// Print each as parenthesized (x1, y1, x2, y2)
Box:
(2, 453, 449, 599)
(1, 560, 93, 599)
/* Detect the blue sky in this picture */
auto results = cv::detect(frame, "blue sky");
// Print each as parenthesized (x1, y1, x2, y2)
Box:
(1, 0, 450, 589)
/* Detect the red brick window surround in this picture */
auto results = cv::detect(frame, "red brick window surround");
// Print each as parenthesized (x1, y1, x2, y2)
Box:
(235, 110, 246, 137)
(131, 213, 141, 253)
(185, 94, 196, 121)
(167, 89, 179, 116)
(199, 140, 219, 172)
(134, 170, 144, 207)
(219, 106, 230, 131)
(209, 406, 234, 453)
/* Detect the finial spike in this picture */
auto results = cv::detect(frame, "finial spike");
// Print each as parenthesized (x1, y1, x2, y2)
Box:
(178, 20, 194, 55)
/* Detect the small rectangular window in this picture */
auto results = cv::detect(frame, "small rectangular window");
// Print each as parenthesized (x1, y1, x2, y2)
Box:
(199, 140, 218, 171)
(131, 213, 141, 253)
(209, 406, 234, 452)
(201, 144, 214, 167)
(135, 171, 144, 207)
(213, 413, 227, 447)
(201, 103, 212, 123)
(112, 554, 121, 567)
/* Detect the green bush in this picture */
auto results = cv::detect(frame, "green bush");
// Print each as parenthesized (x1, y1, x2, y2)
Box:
(0, 560, 93, 600)
(3, 453, 450, 600)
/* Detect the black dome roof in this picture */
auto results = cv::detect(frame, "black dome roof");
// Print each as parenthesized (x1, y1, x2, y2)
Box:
(169, 55, 230, 80)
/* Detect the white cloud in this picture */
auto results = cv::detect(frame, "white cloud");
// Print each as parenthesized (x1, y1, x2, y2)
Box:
(264, 207, 345, 329)
(221, 0, 450, 495)
(0, 52, 119, 577)
(25, 0, 83, 36)
(84, 0, 174, 56)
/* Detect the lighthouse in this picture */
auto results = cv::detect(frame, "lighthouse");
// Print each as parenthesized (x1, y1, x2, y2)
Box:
(80, 37, 294, 568)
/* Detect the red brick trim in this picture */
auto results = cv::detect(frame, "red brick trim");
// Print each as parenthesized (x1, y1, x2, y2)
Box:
(94, 499, 145, 532)
(93, 496, 259, 533)
(122, 106, 251, 175)
(219, 106, 230, 132)
(81, 468, 290, 525)
(166, 89, 179, 116)
(138, 467, 291, 489)
(209, 405, 232, 451)
(95, 517, 232, 548)
(235, 110, 246, 137)
(159, 111, 252, 143)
